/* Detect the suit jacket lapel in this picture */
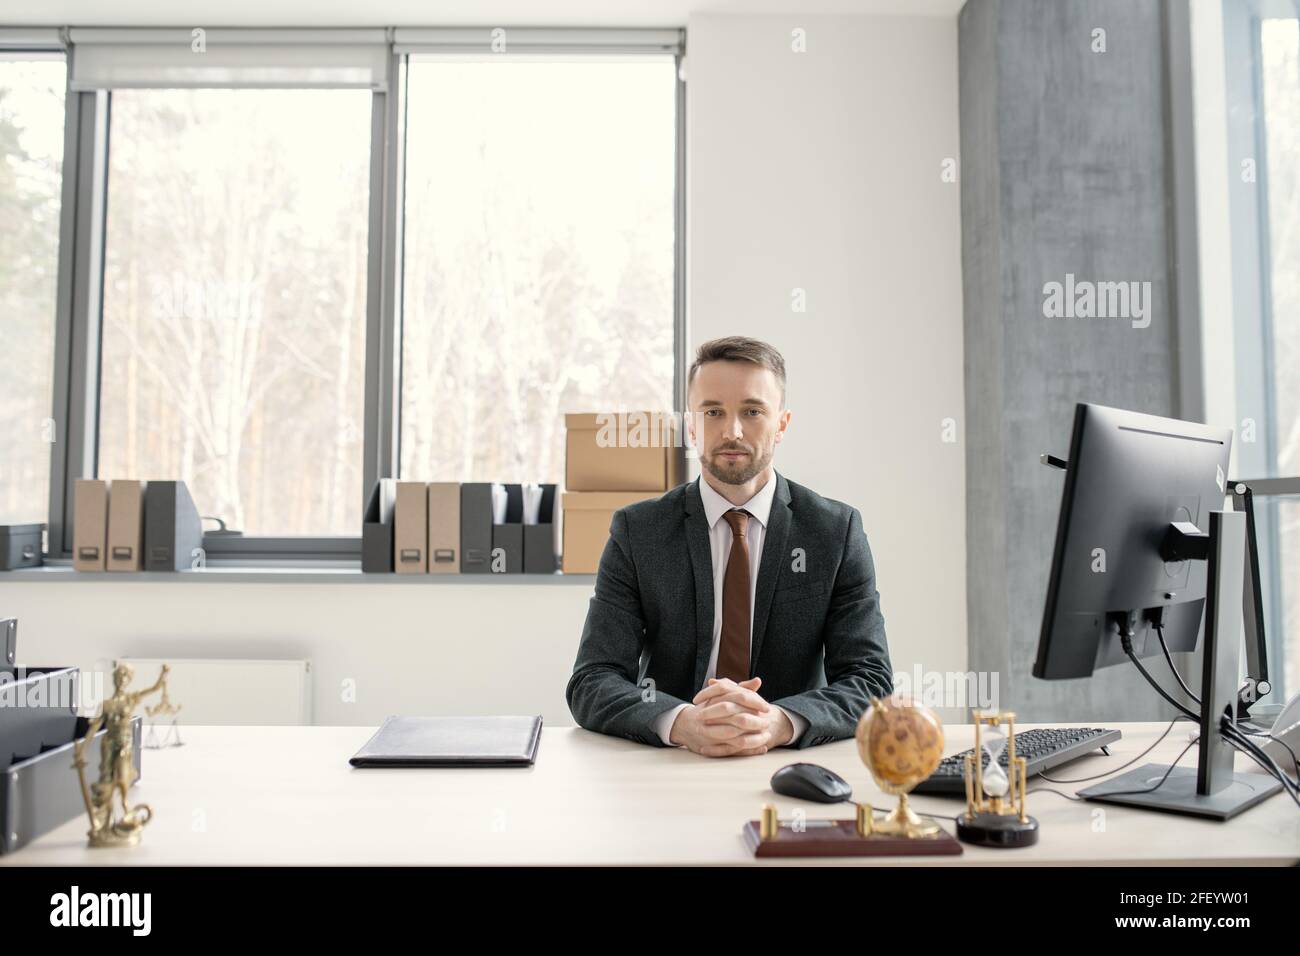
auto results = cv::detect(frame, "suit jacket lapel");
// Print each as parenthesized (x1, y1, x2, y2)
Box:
(749, 472, 792, 678)
(682, 478, 716, 690)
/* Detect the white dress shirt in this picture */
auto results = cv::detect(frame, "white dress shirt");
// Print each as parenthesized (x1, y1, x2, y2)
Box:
(653, 475, 810, 747)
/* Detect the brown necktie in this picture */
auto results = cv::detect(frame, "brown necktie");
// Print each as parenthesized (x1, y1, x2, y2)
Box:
(716, 509, 752, 682)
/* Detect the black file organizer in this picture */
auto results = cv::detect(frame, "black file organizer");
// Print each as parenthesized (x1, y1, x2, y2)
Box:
(492, 484, 524, 574)
(524, 484, 558, 574)
(1, 715, 143, 855)
(361, 479, 396, 573)
(461, 483, 494, 574)
(144, 480, 203, 571)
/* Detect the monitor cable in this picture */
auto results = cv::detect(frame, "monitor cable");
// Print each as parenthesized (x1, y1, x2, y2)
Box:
(1154, 621, 1200, 706)
(1121, 626, 1199, 722)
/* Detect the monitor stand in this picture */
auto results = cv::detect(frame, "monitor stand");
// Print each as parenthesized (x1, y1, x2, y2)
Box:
(1080, 510, 1283, 820)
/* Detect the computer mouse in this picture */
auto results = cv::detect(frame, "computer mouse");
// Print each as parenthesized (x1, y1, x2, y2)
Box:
(770, 763, 853, 803)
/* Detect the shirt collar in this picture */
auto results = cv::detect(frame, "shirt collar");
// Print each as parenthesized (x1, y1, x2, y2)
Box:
(698, 472, 777, 531)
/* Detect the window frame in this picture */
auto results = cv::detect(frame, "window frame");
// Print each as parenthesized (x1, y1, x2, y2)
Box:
(31, 28, 686, 564)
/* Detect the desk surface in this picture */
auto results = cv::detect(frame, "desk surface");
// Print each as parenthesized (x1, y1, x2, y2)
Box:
(4, 722, 1297, 866)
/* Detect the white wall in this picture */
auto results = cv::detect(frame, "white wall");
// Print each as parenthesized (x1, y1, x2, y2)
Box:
(2, 578, 592, 725)
(2, 9, 968, 726)
(686, 14, 967, 693)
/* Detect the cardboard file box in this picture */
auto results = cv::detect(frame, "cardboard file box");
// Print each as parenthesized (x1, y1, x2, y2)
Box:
(0, 524, 44, 570)
(73, 479, 108, 571)
(362, 479, 397, 573)
(460, 483, 493, 574)
(393, 482, 429, 574)
(0, 715, 142, 855)
(106, 479, 145, 571)
(561, 490, 662, 574)
(427, 482, 460, 574)
(565, 412, 683, 491)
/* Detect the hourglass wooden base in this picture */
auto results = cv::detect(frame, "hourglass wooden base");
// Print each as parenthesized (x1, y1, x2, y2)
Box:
(956, 810, 1039, 848)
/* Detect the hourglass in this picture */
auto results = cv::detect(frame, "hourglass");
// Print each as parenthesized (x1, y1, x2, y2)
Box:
(956, 710, 1039, 848)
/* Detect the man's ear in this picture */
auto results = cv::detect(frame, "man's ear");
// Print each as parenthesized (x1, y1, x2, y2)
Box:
(774, 408, 792, 443)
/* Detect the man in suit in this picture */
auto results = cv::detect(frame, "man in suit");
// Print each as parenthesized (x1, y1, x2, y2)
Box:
(566, 336, 893, 756)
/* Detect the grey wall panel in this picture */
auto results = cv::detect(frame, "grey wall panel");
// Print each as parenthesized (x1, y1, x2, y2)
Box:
(960, 0, 1186, 720)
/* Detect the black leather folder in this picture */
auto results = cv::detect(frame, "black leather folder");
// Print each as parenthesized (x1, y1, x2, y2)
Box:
(348, 715, 543, 768)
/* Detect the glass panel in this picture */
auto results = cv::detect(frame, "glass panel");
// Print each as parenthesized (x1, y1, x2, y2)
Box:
(98, 88, 372, 535)
(400, 57, 676, 483)
(1259, 18, 1299, 702)
(0, 56, 65, 529)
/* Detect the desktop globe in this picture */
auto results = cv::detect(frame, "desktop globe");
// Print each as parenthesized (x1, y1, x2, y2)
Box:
(855, 695, 945, 837)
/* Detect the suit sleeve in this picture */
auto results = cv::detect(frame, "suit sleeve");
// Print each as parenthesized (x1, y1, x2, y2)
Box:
(771, 507, 894, 748)
(565, 508, 689, 746)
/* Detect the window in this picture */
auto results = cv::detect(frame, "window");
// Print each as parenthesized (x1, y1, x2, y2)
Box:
(25, 28, 682, 561)
(1220, 4, 1300, 704)
(399, 56, 677, 484)
(0, 55, 65, 527)
(97, 89, 372, 536)
(1255, 17, 1299, 704)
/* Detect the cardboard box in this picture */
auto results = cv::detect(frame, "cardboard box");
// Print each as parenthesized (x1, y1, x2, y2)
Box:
(565, 412, 682, 492)
(561, 491, 662, 574)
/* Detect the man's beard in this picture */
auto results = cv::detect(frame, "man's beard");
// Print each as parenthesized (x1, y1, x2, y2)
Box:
(703, 442, 773, 485)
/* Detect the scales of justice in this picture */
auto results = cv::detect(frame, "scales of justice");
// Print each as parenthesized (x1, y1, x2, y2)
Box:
(71, 662, 171, 848)
(144, 676, 184, 749)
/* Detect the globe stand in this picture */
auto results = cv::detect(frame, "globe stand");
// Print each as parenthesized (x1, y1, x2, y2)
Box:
(873, 791, 941, 838)
(956, 710, 1040, 849)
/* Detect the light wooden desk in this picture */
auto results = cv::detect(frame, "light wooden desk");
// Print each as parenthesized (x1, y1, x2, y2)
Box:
(3, 721, 1296, 866)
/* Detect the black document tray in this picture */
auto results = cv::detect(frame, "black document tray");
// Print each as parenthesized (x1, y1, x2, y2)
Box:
(0, 715, 143, 855)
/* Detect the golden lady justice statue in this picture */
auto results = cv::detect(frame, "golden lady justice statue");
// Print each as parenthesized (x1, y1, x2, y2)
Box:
(71, 662, 170, 847)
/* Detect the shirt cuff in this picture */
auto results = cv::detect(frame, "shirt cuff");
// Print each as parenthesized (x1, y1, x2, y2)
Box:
(654, 703, 690, 746)
(777, 706, 809, 747)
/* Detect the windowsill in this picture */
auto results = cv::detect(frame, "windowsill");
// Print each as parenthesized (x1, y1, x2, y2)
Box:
(2, 563, 595, 585)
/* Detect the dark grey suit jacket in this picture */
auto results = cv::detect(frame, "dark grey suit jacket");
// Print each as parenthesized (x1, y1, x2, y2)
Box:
(566, 471, 893, 748)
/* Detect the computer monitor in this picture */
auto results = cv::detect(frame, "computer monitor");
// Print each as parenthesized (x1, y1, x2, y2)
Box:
(1035, 402, 1283, 819)
(1035, 403, 1231, 682)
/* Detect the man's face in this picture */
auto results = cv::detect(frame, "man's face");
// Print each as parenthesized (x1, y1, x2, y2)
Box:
(687, 360, 791, 486)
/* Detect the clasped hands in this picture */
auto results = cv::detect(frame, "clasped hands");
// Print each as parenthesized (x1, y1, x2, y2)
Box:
(668, 676, 794, 757)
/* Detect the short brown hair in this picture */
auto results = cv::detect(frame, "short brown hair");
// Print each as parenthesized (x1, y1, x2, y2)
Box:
(687, 336, 787, 407)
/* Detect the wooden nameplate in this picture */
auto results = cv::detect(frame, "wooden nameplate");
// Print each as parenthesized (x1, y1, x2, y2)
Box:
(743, 820, 963, 858)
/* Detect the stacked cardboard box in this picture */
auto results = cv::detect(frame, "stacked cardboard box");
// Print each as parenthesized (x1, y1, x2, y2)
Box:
(562, 412, 683, 574)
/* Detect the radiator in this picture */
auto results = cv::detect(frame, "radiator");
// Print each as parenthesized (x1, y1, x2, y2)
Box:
(111, 657, 312, 726)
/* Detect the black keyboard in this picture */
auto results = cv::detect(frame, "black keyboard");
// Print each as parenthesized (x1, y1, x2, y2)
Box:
(911, 727, 1122, 796)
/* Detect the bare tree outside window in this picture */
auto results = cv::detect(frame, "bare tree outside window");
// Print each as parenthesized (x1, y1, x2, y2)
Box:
(0, 57, 65, 527)
(399, 58, 676, 485)
(98, 89, 371, 536)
